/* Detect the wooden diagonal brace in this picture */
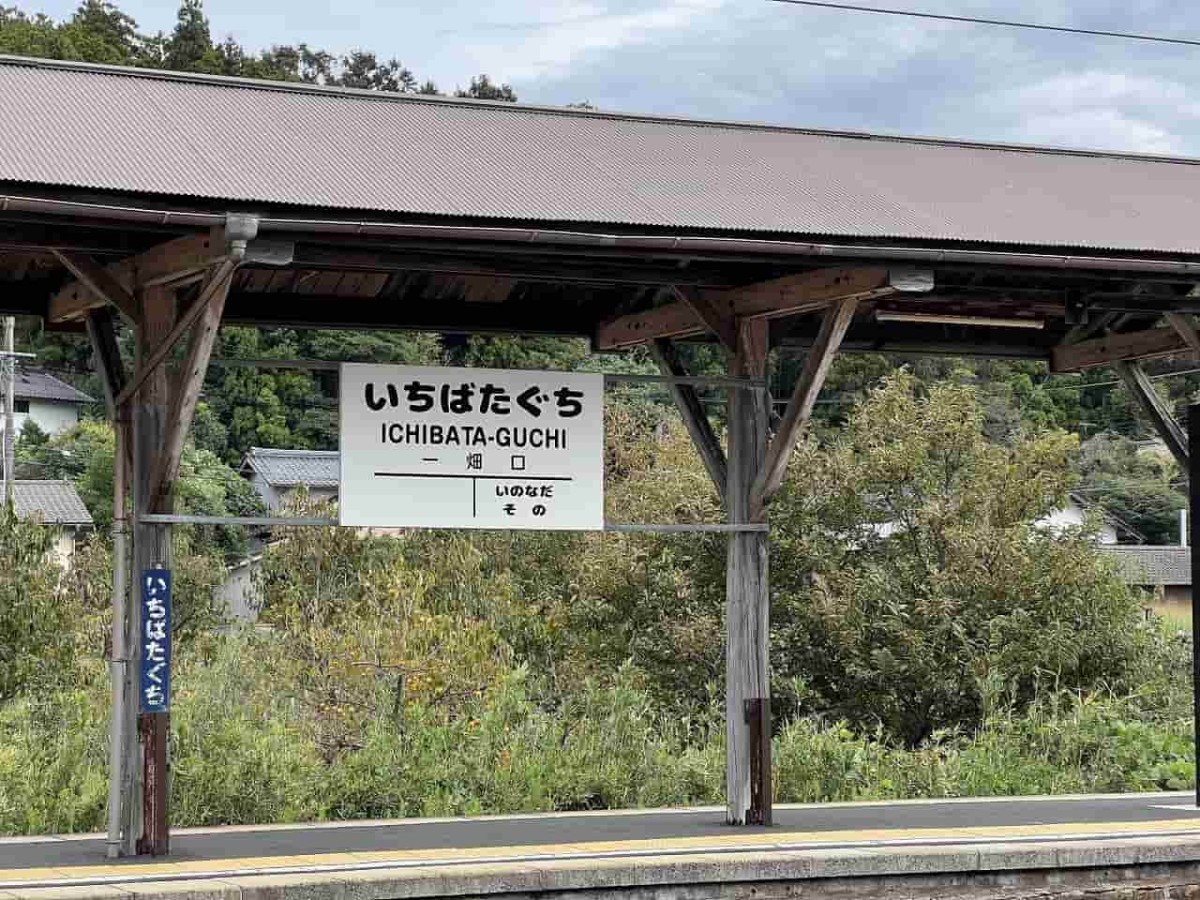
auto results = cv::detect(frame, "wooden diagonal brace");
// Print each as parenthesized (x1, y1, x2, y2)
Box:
(1165, 312, 1200, 359)
(50, 230, 228, 323)
(148, 261, 237, 505)
(672, 285, 738, 354)
(649, 338, 728, 498)
(85, 307, 132, 477)
(114, 264, 237, 409)
(750, 296, 859, 518)
(1114, 360, 1189, 469)
(53, 251, 139, 322)
(84, 308, 126, 418)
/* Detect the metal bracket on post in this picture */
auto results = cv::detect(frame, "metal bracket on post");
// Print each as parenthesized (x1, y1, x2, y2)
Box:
(745, 698, 773, 826)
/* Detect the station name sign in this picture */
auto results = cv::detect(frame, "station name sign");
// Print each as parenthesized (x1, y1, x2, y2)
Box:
(339, 364, 604, 530)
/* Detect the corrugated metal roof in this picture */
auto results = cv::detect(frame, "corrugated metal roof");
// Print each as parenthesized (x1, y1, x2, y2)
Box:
(5, 56, 1200, 254)
(1101, 545, 1191, 586)
(12, 480, 93, 525)
(13, 367, 94, 403)
(242, 448, 339, 488)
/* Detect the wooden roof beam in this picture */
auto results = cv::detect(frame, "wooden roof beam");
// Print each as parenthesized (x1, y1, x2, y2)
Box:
(1051, 326, 1188, 372)
(595, 267, 931, 350)
(48, 228, 228, 323)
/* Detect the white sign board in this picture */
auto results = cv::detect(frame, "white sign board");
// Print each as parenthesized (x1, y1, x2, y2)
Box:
(339, 364, 604, 530)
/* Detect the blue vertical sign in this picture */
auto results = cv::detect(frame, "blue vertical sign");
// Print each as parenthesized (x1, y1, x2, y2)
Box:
(139, 567, 171, 714)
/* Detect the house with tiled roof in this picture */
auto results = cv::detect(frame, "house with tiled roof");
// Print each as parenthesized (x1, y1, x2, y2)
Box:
(5, 367, 94, 439)
(239, 447, 338, 511)
(8, 479, 94, 564)
(1101, 545, 1191, 606)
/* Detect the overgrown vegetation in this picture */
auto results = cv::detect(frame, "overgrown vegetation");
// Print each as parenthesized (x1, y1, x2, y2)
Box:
(0, 0, 1196, 837)
(0, 370, 1193, 834)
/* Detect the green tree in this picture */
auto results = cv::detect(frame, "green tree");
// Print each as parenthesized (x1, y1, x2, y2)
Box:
(161, 0, 220, 72)
(335, 51, 416, 92)
(0, 507, 77, 703)
(769, 373, 1153, 745)
(1076, 433, 1185, 544)
(455, 74, 516, 101)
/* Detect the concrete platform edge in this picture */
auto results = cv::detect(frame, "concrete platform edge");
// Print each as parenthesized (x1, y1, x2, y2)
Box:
(10, 836, 1200, 900)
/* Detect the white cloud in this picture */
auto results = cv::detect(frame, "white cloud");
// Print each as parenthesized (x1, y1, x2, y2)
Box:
(30, 0, 1200, 155)
(990, 70, 1200, 153)
(453, 0, 727, 82)
(1016, 108, 1180, 154)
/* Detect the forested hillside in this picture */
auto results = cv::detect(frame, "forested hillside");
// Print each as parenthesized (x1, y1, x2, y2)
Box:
(0, 0, 1197, 833)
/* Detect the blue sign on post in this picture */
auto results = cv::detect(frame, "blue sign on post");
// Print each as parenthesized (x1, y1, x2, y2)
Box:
(139, 567, 171, 714)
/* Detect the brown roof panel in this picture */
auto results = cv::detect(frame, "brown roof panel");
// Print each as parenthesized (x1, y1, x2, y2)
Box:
(4, 56, 1200, 254)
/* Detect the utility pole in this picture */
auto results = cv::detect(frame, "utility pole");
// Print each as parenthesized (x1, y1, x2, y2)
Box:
(3, 316, 13, 505)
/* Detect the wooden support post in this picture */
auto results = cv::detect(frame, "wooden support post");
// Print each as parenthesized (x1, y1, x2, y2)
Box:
(1114, 360, 1189, 469)
(648, 339, 727, 497)
(725, 318, 771, 826)
(132, 285, 174, 857)
(95, 215, 252, 857)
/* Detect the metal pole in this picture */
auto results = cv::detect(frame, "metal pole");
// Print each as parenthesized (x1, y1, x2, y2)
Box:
(1189, 404, 1200, 808)
(3, 316, 13, 505)
(135, 512, 770, 533)
(106, 415, 129, 857)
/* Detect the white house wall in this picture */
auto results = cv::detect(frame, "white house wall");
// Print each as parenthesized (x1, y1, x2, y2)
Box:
(2, 400, 81, 439)
(1036, 500, 1119, 545)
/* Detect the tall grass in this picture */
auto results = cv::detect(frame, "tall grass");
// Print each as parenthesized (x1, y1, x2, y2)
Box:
(0, 630, 1192, 835)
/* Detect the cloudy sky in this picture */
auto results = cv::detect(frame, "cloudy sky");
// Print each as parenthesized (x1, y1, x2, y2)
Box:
(32, 0, 1200, 155)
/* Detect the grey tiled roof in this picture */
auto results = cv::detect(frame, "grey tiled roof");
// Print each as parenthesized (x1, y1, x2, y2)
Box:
(11, 480, 93, 525)
(6, 56, 1200, 254)
(1101, 546, 1191, 586)
(13, 367, 94, 403)
(242, 448, 339, 488)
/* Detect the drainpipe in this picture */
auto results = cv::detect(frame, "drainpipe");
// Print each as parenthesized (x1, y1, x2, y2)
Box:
(6, 192, 1200, 277)
(105, 415, 129, 858)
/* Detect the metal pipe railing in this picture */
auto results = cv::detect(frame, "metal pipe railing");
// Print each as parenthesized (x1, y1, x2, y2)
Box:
(135, 512, 768, 533)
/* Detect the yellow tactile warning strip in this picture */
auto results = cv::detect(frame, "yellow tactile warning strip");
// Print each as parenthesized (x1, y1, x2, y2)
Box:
(2, 820, 1200, 892)
(5, 817, 1200, 889)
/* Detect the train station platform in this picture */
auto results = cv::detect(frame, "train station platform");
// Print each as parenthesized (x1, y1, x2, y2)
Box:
(3, 792, 1200, 900)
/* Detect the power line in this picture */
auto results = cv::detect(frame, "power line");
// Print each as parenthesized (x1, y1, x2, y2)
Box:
(765, 0, 1200, 49)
